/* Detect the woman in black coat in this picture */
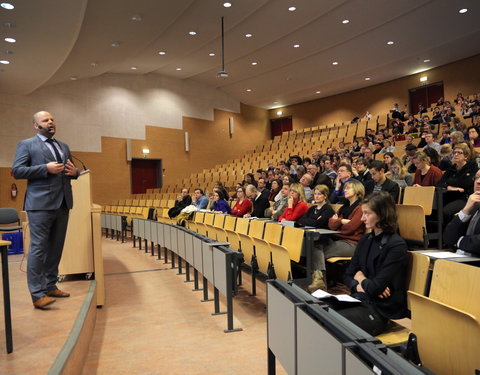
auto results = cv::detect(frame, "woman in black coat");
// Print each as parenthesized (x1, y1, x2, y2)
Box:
(335, 191, 408, 336)
(297, 184, 334, 228)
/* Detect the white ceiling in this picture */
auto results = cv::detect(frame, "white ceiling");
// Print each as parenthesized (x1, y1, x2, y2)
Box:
(1, 0, 479, 109)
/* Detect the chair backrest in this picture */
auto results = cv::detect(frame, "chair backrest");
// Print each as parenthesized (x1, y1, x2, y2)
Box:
(224, 216, 236, 231)
(402, 186, 435, 215)
(429, 260, 480, 318)
(0, 208, 19, 226)
(203, 213, 215, 226)
(263, 223, 283, 245)
(406, 252, 430, 310)
(213, 213, 225, 228)
(396, 204, 427, 248)
(235, 218, 250, 235)
(248, 220, 266, 239)
(281, 226, 305, 262)
(194, 212, 205, 223)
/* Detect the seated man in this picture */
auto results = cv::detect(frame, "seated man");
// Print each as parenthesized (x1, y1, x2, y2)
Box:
(367, 160, 400, 202)
(329, 163, 353, 203)
(444, 169, 480, 256)
(257, 177, 270, 199)
(192, 188, 209, 209)
(244, 184, 270, 218)
(168, 188, 192, 218)
(299, 173, 313, 202)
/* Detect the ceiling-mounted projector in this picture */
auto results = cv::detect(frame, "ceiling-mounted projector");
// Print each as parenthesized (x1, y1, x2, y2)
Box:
(217, 71, 229, 78)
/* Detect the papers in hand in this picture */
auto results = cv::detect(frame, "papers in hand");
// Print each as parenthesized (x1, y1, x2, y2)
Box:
(311, 289, 361, 303)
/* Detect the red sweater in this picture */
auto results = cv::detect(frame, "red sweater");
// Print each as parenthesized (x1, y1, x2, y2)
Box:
(328, 205, 365, 243)
(231, 198, 252, 217)
(278, 201, 309, 222)
(413, 165, 443, 186)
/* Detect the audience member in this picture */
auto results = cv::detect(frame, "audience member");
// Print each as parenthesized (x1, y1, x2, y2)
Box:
(168, 188, 192, 218)
(423, 131, 441, 153)
(387, 157, 413, 186)
(193, 188, 209, 209)
(268, 179, 282, 201)
(367, 160, 400, 202)
(211, 190, 231, 214)
(231, 187, 252, 217)
(322, 159, 337, 180)
(438, 144, 453, 171)
(257, 177, 270, 199)
(329, 163, 353, 203)
(412, 152, 442, 187)
(244, 184, 270, 218)
(297, 184, 334, 229)
(467, 125, 480, 147)
(278, 183, 309, 223)
(299, 173, 313, 201)
(264, 183, 289, 220)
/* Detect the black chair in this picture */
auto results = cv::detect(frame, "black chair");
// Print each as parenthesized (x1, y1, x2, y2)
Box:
(0, 208, 22, 233)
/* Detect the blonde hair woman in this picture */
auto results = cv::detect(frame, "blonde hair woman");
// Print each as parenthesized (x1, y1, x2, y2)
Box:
(387, 157, 413, 186)
(278, 183, 309, 223)
(297, 185, 335, 228)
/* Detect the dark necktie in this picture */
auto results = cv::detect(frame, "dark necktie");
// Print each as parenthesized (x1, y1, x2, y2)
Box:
(46, 138, 62, 163)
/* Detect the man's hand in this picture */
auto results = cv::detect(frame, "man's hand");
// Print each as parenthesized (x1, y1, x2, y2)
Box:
(64, 159, 78, 176)
(463, 191, 480, 215)
(47, 162, 64, 175)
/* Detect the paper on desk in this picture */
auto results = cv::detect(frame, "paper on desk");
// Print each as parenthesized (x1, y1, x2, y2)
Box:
(420, 251, 468, 259)
(311, 289, 360, 303)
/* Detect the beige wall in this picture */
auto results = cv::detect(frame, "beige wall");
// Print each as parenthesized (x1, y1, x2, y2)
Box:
(269, 54, 480, 130)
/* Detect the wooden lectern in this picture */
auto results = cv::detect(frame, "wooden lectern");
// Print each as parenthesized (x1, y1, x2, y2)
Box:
(58, 171, 105, 306)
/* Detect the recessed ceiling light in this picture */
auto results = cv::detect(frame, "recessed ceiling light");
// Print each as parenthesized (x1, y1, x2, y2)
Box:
(223, 2, 232, 7)
(111, 41, 121, 47)
(387, 41, 394, 45)
(332, 61, 339, 65)
(131, 15, 142, 22)
(0, 60, 10, 64)
(70, 76, 78, 81)
(4, 37, 15, 43)
(176, 67, 182, 71)
(208, 52, 215, 56)
(365, 77, 371, 81)
(1, 3, 14, 10)
(293, 44, 300, 48)
(277, 111, 283, 116)
(342, 19, 350, 24)
(459, 8, 468, 14)
(288, 6, 296, 11)
(130, 66, 137, 70)
(158, 51, 166, 55)
(251, 61, 258, 65)
(246, 89, 252, 92)
(90, 62, 98, 67)
(245, 33, 253, 38)
(423, 59, 431, 63)
(188, 31, 197, 36)
(315, 91, 321, 94)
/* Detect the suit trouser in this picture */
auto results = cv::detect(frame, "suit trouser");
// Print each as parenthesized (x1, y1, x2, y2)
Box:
(27, 206, 69, 301)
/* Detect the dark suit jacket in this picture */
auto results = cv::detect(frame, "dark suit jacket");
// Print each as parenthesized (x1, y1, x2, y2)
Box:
(365, 178, 400, 202)
(444, 212, 480, 255)
(251, 193, 270, 218)
(344, 232, 408, 319)
(12, 135, 76, 210)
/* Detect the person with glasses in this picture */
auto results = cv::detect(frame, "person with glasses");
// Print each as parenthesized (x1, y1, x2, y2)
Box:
(329, 163, 353, 203)
(231, 186, 252, 217)
(436, 143, 479, 223)
(444, 170, 480, 256)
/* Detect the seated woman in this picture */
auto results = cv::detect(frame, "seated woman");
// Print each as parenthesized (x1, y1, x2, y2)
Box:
(412, 152, 442, 186)
(297, 184, 335, 228)
(436, 142, 479, 223)
(337, 191, 408, 336)
(382, 152, 394, 172)
(268, 178, 282, 201)
(211, 190, 231, 214)
(467, 125, 480, 147)
(308, 179, 366, 292)
(264, 183, 289, 220)
(277, 183, 309, 223)
(231, 186, 252, 217)
(387, 157, 413, 186)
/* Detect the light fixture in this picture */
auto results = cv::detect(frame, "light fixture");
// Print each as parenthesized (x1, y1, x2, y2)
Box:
(223, 2, 232, 7)
(111, 41, 121, 47)
(423, 59, 430, 63)
(216, 16, 229, 78)
(0, 60, 10, 64)
(342, 19, 350, 24)
(70, 76, 78, 80)
(277, 111, 283, 116)
(251, 61, 258, 65)
(176, 67, 182, 71)
(130, 66, 137, 70)
(142, 148, 150, 157)
(273, 101, 278, 104)
(229, 118, 234, 136)
(4, 37, 15, 43)
(387, 41, 394, 45)
(332, 61, 339, 65)
(365, 77, 371, 81)
(246, 89, 252, 92)
(209, 52, 215, 56)
(184, 132, 190, 152)
(188, 31, 197, 36)
(131, 15, 142, 22)
(288, 6, 296, 11)
(293, 44, 300, 48)
(245, 33, 253, 38)
(315, 91, 321, 94)
(459, 8, 468, 14)
(420, 76, 428, 82)
(1, 3, 14, 10)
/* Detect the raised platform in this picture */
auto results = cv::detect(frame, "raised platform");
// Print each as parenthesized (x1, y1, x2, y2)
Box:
(0, 254, 97, 375)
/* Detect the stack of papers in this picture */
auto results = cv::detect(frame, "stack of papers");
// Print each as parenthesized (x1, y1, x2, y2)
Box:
(311, 289, 360, 303)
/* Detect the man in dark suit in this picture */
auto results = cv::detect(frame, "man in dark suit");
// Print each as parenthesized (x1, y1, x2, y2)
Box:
(244, 184, 270, 218)
(12, 111, 79, 309)
(354, 158, 373, 186)
(444, 170, 480, 255)
(367, 160, 400, 202)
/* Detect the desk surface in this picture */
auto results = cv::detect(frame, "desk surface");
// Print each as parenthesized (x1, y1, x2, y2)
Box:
(314, 229, 341, 234)
(0, 240, 11, 247)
